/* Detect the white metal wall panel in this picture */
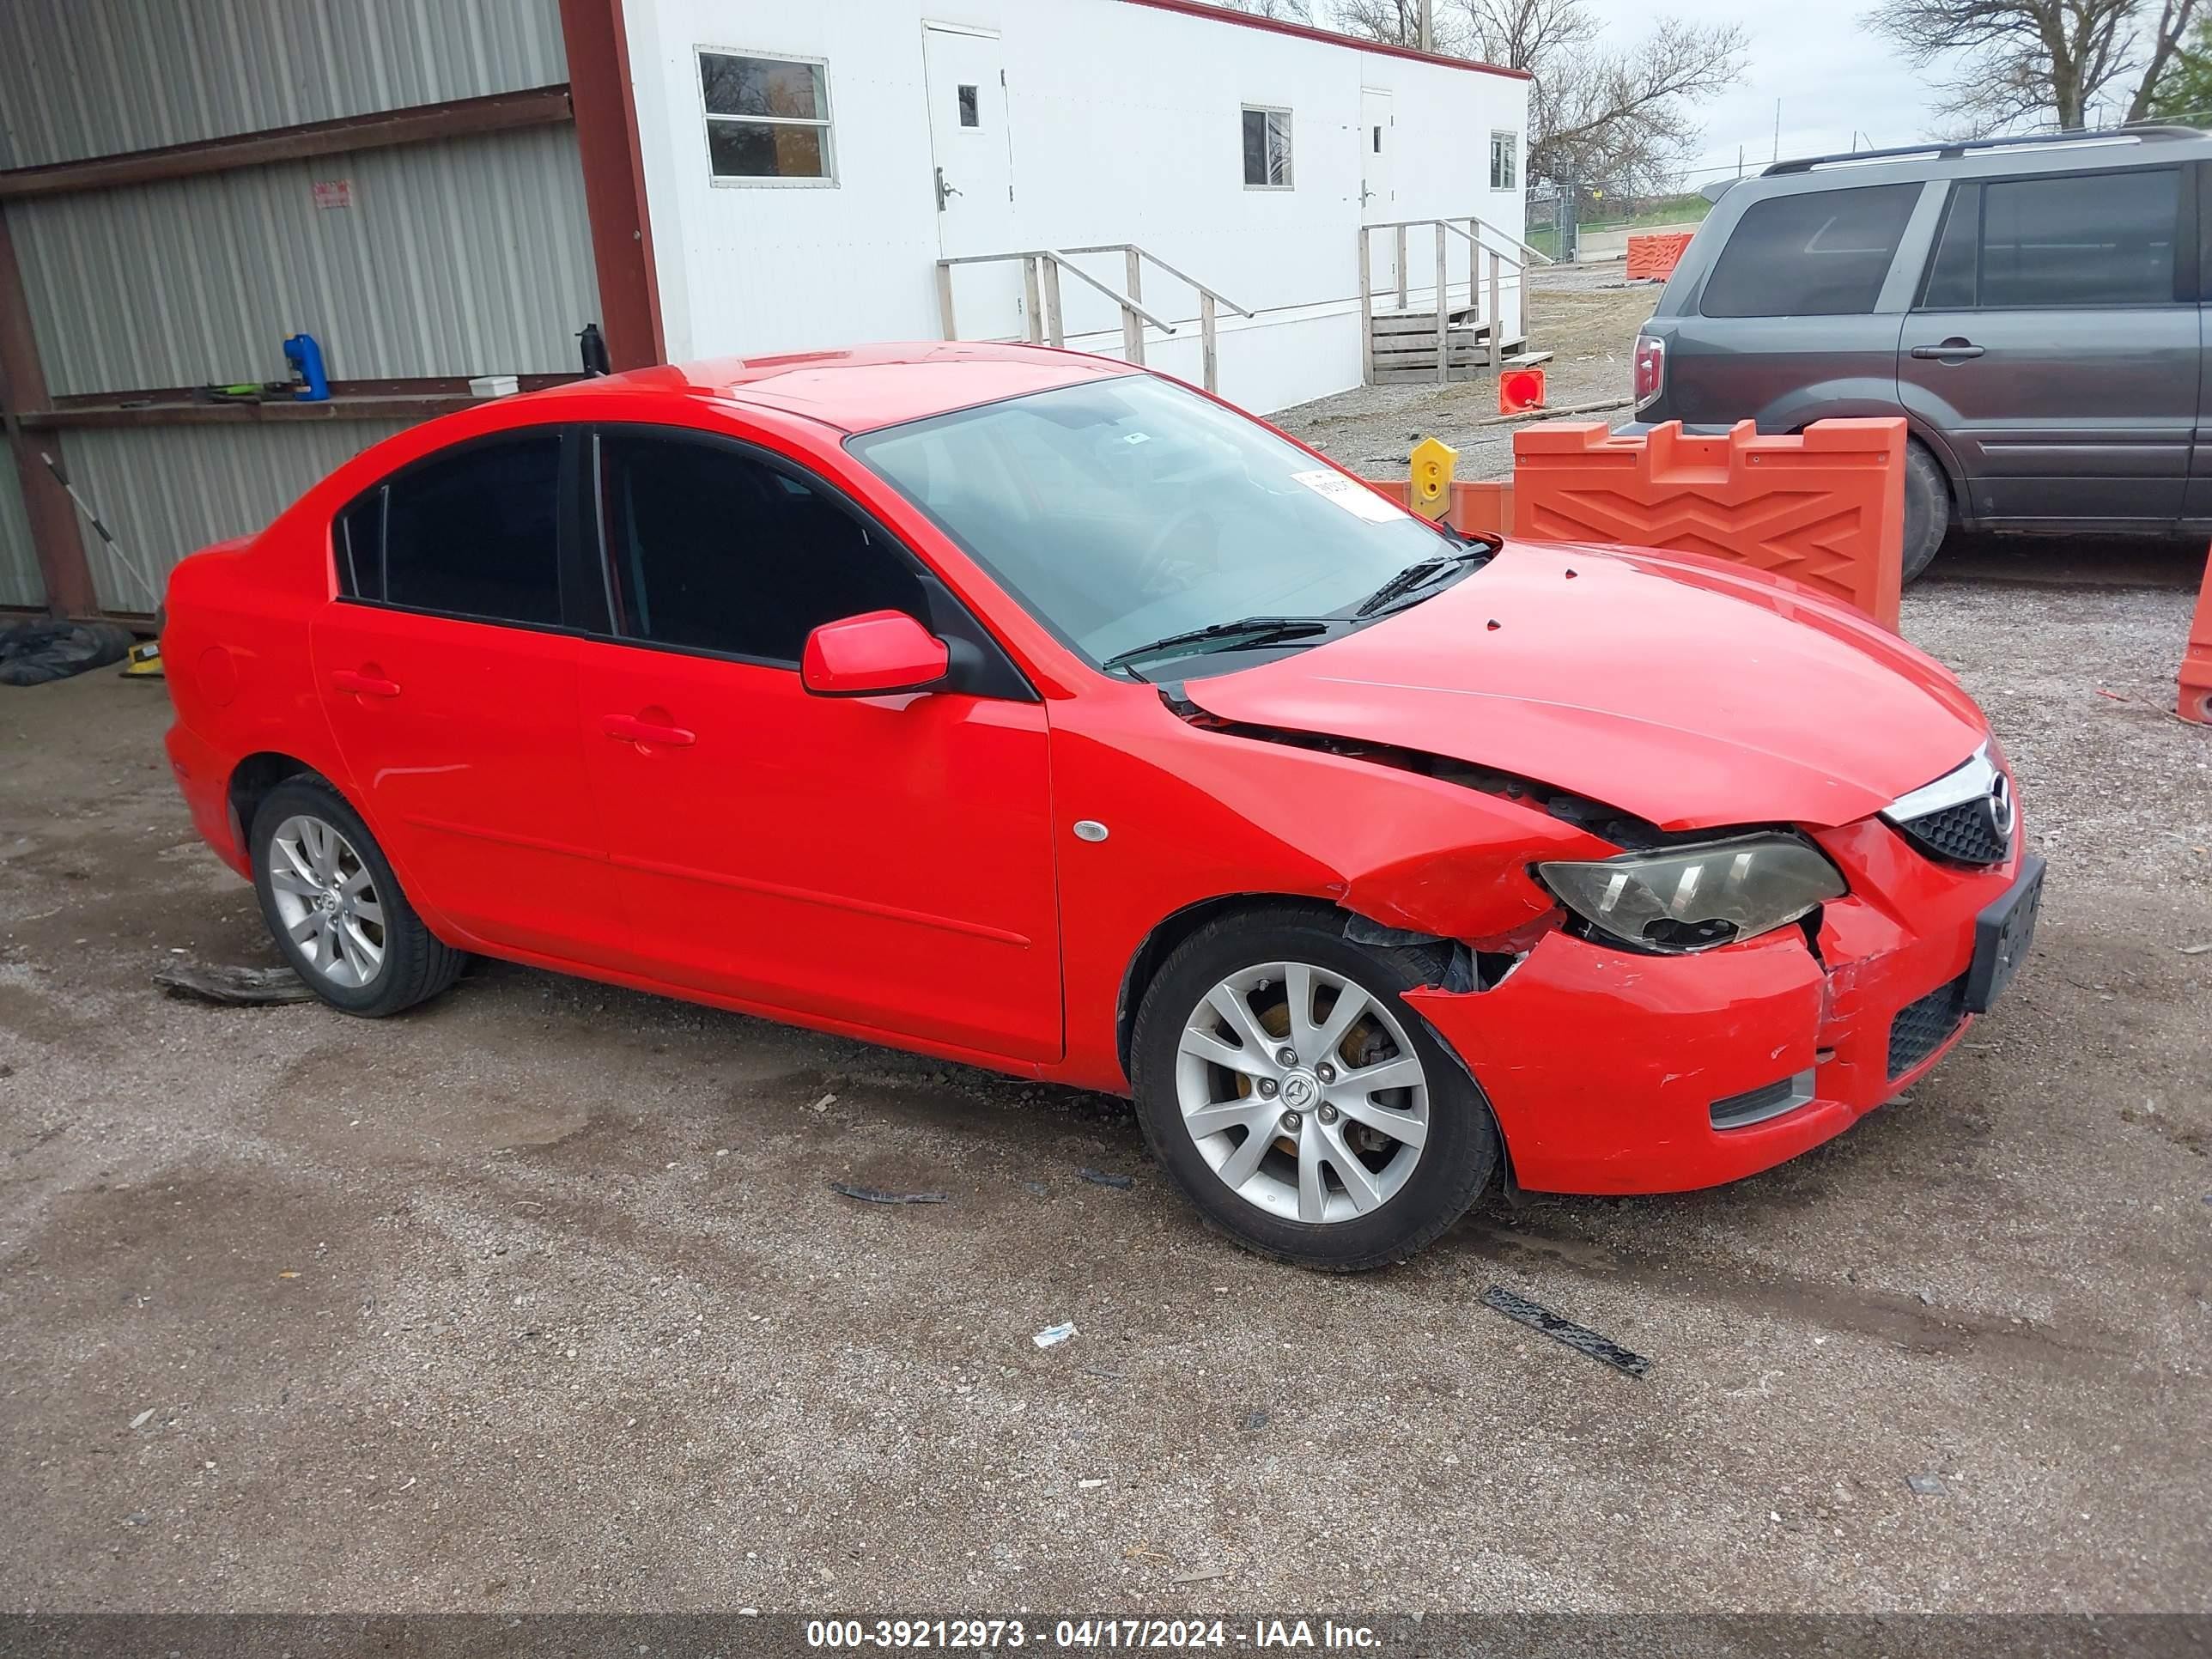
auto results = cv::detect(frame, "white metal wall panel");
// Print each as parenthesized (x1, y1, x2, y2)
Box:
(9, 124, 602, 395)
(0, 462, 43, 610)
(63, 419, 416, 613)
(0, 0, 568, 170)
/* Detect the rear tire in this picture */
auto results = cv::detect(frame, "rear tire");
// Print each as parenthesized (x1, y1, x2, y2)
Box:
(249, 776, 464, 1018)
(1901, 441, 1952, 585)
(1128, 906, 1498, 1271)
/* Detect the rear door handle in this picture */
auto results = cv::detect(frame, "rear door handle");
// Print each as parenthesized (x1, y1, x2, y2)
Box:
(331, 668, 400, 698)
(1911, 340, 1984, 360)
(603, 713, 696, 749)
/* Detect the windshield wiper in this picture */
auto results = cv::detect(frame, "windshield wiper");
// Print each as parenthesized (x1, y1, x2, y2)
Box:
(1354, 544, 1492, 617)
(1102, 615, 1340, 672)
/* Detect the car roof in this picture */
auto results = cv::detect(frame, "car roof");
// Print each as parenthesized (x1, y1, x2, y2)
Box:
(1736, 125, 2212, 199)
(565, 341, 1139, 434)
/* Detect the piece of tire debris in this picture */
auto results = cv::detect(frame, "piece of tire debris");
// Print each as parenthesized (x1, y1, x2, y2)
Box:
(153, 961, 316, 1006)
(827, 1182, 949, 1206)
(1078, 1167, 1135, 1189)
(1481, 1285, 1650, 1378)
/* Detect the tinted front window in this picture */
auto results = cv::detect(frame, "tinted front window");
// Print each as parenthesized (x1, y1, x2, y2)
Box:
(372, 434, 562, 624)
(1979, 168, 2177, 307)
(848, 376, 1452, 670)
(1701, 183, 1918, 317)
(598, 433, 927, 663)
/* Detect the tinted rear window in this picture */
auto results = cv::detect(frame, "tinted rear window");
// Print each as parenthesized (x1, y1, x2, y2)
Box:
(1700, 183, 1918, 318)
(1978, 168, 2178, 307)
(342, 433, 563, 626)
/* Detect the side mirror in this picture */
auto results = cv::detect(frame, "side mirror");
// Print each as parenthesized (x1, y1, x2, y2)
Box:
(800, 610, 951, 697)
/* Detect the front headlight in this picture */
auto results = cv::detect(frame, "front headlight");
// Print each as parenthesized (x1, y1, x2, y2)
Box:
(1536, 834, 1846, 953)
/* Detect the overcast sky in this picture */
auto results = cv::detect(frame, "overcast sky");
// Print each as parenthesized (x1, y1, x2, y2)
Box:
(1577, 0, 1941, 181)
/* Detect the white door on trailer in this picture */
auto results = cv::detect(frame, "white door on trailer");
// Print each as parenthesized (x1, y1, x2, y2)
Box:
(923, 25, 1023, 342)
(1361, 88, 1395, 298)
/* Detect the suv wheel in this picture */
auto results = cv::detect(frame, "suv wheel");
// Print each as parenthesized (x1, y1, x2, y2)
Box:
(1129, 907, 1499, 1271)
(1902, 442, 1951, 584)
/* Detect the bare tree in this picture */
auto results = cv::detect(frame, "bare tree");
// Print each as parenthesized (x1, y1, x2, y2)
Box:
(1209, 0, 1316, 19)
(1329, 0, 1458, 50)
(1459, 0, 1747, 193)
(1873, 0, 2200, 134)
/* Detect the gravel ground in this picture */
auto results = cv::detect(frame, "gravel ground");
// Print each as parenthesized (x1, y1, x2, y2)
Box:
(1275, 260, 1660, 483)
(1, 546, 2208, 1615)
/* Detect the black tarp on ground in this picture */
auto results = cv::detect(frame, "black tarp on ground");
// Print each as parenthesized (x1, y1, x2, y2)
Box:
(0, 621, 136, 686)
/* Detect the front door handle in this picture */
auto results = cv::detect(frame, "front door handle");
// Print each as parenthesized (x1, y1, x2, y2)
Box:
(603, 713, 696, 749)
(935, 166, 961, 210)
(331, 668, 400, 698)
(1911, 338, 1985, 361)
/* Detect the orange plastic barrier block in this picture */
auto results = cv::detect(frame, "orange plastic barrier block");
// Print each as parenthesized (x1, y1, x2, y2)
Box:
(1625, 233, 1693, 282)
(1498, 366, 1547, 415)
(2181, 548, 2212, 724)
(1510, 417, 1906, 630)
(1366, 477, 1514, 538)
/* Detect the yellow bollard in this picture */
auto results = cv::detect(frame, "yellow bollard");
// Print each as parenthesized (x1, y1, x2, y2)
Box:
(1407, 435, 1458, 521)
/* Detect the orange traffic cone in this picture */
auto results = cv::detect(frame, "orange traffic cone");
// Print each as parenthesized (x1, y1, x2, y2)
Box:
(1498, 367, 1546, 416)
(2181, 546, 2212, 724)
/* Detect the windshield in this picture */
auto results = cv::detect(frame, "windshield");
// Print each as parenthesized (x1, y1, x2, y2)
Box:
(846, 375, 1462, 674)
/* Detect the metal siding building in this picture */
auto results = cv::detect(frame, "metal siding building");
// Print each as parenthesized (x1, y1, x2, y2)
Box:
(0, 0, 569, 167)
(0, 464, 38, 607)
(12, 126, 600, 395)
(0, 0, 659, 620)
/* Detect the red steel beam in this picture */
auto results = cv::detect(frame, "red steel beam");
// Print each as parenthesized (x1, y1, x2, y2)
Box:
(0, 86, 574, 202)
(557, 0, 665, 369)
(0, 210, 96, 617)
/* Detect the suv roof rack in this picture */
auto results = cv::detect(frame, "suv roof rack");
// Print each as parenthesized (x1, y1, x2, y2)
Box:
(1763, 125, 2203, 175)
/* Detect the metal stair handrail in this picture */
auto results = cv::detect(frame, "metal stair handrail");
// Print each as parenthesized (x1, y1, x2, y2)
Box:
(934, 244, 1253, 392)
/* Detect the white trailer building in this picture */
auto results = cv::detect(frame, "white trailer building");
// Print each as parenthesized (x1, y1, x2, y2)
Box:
(622, 0, 1534, 412)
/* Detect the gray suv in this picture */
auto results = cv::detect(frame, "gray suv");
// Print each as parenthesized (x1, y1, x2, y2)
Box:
(1632, 126, 2210, 580)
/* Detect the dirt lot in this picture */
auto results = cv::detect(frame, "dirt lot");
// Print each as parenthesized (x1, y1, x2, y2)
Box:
(1275, 261, 1660, 483)
(3, 545, 2209, 1614)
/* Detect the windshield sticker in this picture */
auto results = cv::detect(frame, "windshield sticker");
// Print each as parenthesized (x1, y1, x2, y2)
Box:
(1290, 469, 1407, 524)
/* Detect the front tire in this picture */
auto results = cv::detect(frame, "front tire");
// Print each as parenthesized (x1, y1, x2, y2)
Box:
(1128, 907, 1499, 1271)
(249, 776, 465, 1017)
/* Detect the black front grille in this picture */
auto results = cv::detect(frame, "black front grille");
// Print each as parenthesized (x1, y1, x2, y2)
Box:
(1888, 975, 1968, 1079)
(1893, 799, 2008, 866)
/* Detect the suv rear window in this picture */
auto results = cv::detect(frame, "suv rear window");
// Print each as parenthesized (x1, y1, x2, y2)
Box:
(1700, 183, 1918, 318)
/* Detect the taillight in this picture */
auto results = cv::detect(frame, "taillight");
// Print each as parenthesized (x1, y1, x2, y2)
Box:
(1632, 333, 1665, 409)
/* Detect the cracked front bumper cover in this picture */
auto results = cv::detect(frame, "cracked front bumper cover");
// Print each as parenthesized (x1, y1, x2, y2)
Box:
(1403, 817, 2028, 1195)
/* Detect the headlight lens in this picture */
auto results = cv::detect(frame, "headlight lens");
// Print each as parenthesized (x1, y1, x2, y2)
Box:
(1536, 834, 1845, 953)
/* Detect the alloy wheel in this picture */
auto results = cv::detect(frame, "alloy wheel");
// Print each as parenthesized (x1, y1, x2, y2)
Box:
(266, 814, 386, 988)
(1173, 961, 1431, 1224)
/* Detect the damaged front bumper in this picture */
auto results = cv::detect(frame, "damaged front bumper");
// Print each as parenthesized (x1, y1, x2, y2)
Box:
(1403, 817, 2033, 1195)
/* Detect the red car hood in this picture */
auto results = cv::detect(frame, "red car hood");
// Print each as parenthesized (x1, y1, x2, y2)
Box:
(1181, 539, 1989, 832)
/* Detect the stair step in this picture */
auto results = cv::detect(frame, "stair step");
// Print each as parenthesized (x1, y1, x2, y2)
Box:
(1369, 309, 1480, 336)
(1370, 365, 1488, 384)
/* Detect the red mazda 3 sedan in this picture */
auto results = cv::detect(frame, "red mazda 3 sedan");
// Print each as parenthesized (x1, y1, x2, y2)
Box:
(161, 343, 2039, 1269)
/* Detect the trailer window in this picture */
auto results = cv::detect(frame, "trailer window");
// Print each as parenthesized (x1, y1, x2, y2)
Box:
(697, 51, 835, 183)
(1243, 106, 1293, 189)
(1490, 131, 1517, 191)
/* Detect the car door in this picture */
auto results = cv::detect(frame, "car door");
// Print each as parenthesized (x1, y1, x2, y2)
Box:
(1898, 166, 2197, 525)
(313, 427, 630, 967)
(570, 425, 1062, 1062)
